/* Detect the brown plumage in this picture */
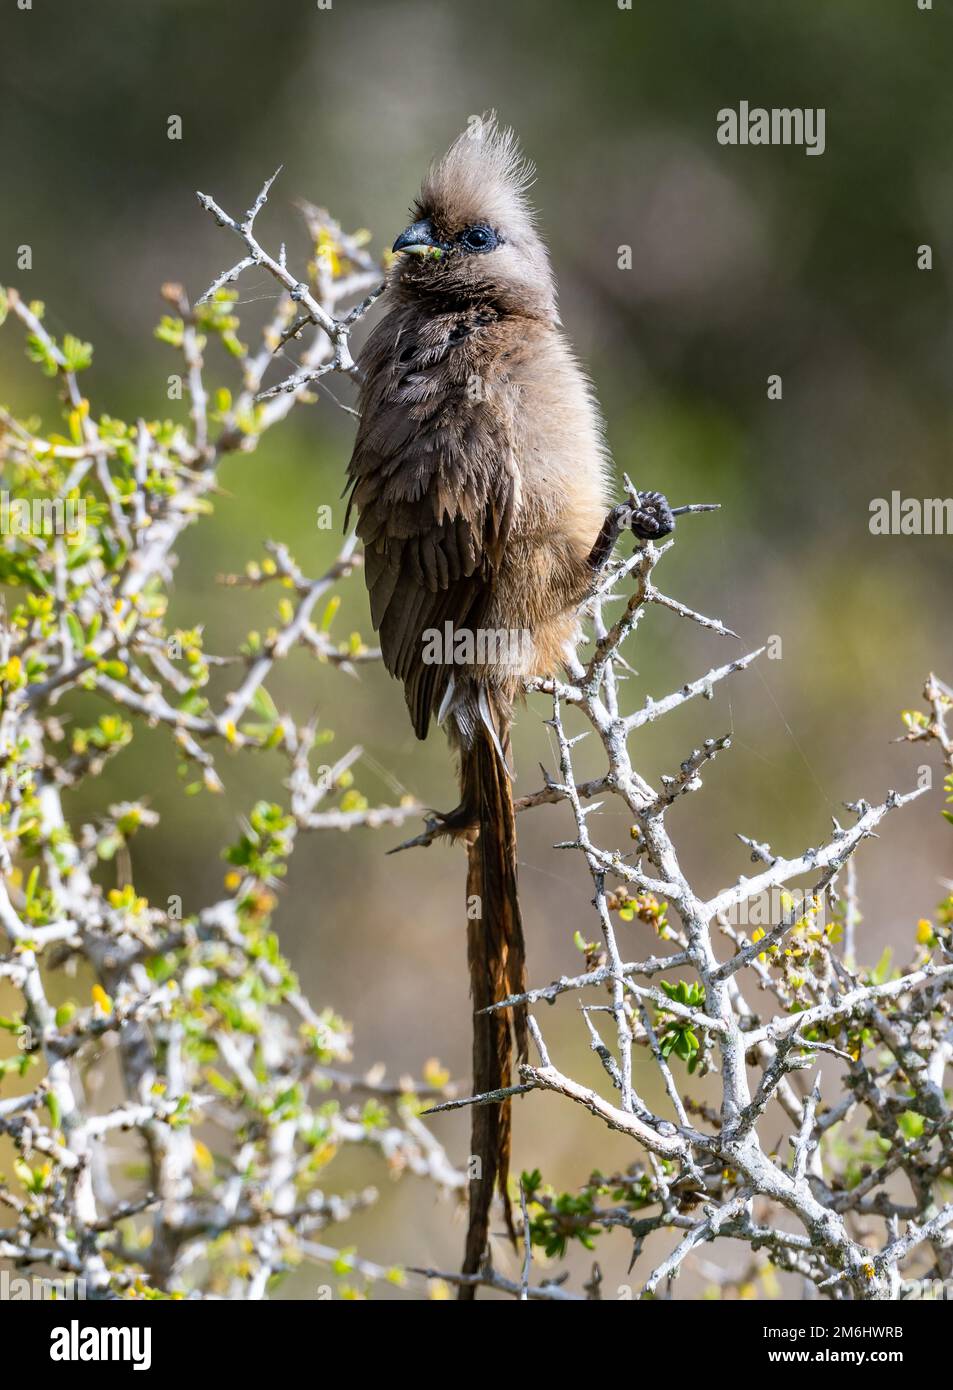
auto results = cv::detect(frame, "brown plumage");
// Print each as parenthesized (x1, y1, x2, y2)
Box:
(346, 116, 614, 1299)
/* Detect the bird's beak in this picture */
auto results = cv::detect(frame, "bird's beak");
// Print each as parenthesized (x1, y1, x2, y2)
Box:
(392, 218, 445, 256)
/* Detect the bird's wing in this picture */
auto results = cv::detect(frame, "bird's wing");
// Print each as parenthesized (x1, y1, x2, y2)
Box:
(345, 310, 518, 739)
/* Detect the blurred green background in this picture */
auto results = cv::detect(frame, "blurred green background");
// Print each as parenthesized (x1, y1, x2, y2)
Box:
(2, 0, 952, 1296)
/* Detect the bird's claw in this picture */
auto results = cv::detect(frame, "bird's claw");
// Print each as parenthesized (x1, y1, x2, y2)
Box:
(618, 488, 676, 541)
(386, 806, 478, 855)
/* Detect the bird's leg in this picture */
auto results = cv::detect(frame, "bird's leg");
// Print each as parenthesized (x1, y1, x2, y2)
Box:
(587, 488, 676, 572)
(386, 804, 477, 855)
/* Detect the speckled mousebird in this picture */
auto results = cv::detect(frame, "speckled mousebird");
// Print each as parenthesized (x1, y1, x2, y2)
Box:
(345, 115, 675, 1298)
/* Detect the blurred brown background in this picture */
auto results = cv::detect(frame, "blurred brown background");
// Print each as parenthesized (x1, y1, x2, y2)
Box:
(1, 0, 952, 1296)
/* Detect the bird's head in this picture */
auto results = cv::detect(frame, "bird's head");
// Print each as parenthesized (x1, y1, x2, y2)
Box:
(389, 115, 557, 320)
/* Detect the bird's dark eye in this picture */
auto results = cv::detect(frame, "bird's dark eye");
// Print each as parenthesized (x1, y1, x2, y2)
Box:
(458, 224, 498, 253)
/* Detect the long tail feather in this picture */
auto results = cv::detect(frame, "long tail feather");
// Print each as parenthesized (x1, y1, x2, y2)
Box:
(458, 720, 527, 1300)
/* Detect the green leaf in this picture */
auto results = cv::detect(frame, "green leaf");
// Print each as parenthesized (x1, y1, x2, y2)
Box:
(44, 1091, 62, 1131)
(249, 686, 280, 726)
(154, 316, 185, 348)
(871, 946, 893, 986)
(62, 334, 93, 372)
(321, 596, 341, 632)
(26, 333, 59, 376)
(65, 612, 85, 650)
(24, 865, 40, 905)
(899, 1110, 925, 1140)
(521, 1168, 542, 1195)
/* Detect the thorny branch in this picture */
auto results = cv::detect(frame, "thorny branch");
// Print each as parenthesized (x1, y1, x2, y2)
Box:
(2, 171, 951, 1302)
(451, 537, 953, 1301)
(0, 174, 445, 1302)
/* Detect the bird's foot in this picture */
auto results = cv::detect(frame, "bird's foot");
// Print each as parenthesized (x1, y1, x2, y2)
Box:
(588, 478, 720, 572)
(387, 804, 478, 855)
(619, 487, 676, 541)
(588, 483, 676, 571)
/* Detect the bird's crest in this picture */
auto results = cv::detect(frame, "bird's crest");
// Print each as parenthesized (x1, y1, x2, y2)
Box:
(416, 113, 537, 238)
